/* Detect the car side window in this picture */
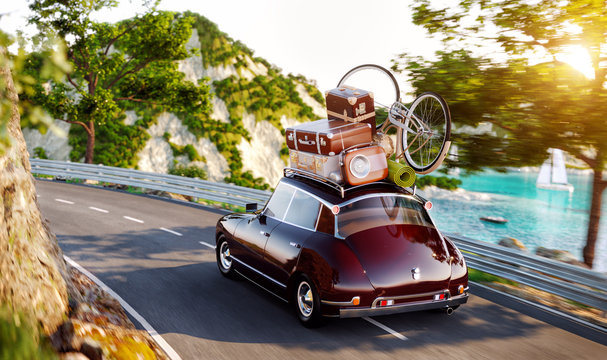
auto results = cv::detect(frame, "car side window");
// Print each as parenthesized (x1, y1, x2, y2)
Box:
(283, 190, 321, 230)
(264, 182, 295, 220)
(316, 205, 335, 235)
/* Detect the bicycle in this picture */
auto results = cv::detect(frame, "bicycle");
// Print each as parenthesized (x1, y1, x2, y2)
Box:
(337, 64, 452, 174)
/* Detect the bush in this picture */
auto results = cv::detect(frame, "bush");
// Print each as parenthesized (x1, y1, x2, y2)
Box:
(0, 308, 57, 360)
(33, 147, 49, 159)
(416, 175, 462, 190)
(168, 164, 208, 179)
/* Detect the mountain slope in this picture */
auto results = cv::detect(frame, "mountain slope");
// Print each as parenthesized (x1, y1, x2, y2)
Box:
(23, 12, 326, 188)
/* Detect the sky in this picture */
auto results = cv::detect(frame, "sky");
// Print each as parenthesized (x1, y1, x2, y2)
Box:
(1, 0, 442, 99)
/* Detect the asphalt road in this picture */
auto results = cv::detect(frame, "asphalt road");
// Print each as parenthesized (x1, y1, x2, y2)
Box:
(35, 179, 607, 359)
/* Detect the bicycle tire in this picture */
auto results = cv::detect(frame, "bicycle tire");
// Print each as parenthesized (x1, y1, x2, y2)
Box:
(336, 64, 400, 132)
(402, 92, 451, 174)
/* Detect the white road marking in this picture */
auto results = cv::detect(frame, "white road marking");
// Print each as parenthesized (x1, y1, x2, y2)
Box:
(160, 227, 182, 236)
(123, 216, 144, 223)
(55, 198, 74, 205)
(363, 317, 408, 341)
(89, 206, 109, 213)
(64, 256, 182, 360)
(199, 241, 216, 249)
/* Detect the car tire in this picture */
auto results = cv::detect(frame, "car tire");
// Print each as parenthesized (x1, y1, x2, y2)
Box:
(216, 235, 236, 279)
(293, 275, 324, 327)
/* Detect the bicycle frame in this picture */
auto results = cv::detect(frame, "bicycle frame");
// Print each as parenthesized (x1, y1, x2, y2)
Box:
(381, 101, 432, 160)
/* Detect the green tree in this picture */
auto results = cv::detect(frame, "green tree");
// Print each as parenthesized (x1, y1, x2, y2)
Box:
(396, 0, 607, 267)
(27, 0, 212, 164)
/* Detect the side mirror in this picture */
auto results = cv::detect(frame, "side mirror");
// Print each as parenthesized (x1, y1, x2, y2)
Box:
(245, 203, 258, 213)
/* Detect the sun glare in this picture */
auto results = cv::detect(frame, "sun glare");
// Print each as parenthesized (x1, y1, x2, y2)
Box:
(556, 45, 595, 80)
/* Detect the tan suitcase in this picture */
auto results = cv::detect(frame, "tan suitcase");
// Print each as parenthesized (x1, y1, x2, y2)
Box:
(289, 149, 344, 183)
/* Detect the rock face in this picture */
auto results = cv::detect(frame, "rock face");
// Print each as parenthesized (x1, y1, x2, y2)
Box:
(140, 112, 229, 181)
(0, 48, 73, 334)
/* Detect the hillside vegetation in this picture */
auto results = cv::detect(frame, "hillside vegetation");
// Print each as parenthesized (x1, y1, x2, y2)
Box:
(27, 12, 325, 190)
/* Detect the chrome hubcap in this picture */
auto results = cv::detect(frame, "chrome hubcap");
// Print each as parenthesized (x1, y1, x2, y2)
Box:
(297, 281, 313, 317)
(220, 242, 231, 270)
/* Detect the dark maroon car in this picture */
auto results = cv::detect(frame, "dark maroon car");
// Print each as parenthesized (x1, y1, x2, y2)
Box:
(215, 170, 468, 327)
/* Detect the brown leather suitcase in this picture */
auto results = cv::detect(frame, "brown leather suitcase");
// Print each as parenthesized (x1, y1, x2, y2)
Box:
(326, 86, 376, 134)
(285, 119, 372, 156)
(343, 145, 388, 186)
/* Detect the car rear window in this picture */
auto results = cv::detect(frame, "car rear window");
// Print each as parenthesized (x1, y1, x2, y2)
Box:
(337, 195, 434, 238)
(316, 205, 336, 235)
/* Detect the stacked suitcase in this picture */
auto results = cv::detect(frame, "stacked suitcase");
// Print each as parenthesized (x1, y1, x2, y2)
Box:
(286, 86, 388, 186)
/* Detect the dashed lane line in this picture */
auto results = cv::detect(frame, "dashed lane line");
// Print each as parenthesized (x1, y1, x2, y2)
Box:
(55, 198, 75, 205)
(198, 239, 407, 342)
(160, 227, 182, 236)
(199, 241, 216, 249)
(123, 216, 144, 224)
(89, 206, 109, 213)
(64, 255, 182, 360)
(363, 317, 408, 341)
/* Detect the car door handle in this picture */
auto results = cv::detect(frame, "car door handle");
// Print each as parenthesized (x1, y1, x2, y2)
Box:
(289, 242, 301, 248)
(260, 231, 270, 237)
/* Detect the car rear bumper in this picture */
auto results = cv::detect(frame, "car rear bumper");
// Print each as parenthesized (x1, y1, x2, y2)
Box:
(337, 292, 469, 318)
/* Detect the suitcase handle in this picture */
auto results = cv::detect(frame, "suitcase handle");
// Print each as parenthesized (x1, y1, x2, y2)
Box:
(298, 139, 316, 146)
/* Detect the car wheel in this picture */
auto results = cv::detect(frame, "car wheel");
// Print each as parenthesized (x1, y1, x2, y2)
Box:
(293, 275, 324, 327)
(216, 236, 236, 278)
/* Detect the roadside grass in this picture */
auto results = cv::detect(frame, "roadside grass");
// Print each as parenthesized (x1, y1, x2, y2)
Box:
(198, 199, 245, 213)
(468, 268, 519, 286)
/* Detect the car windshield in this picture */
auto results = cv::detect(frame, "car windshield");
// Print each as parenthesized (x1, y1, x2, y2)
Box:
(337, 195, 434, 238)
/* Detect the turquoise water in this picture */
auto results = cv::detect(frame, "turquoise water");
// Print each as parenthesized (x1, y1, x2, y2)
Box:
(425, 170, 607, 272)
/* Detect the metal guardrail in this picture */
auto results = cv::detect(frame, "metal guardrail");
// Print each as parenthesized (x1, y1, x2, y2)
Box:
(30, 159, 607, 315)
(447, 234, 607, 312)
(30, 159, 271, 208)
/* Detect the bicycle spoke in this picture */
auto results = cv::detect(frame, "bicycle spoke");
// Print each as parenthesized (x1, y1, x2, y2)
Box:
(402, 92, 450, 173)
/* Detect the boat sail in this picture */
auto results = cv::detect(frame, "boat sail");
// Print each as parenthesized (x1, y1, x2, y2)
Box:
(536, 148, 574, 192)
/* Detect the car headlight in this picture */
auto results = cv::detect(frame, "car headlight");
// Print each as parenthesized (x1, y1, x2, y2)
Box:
(349, 154, 370, 179)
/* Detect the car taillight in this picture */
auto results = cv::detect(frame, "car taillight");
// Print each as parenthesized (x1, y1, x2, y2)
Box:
(379, 300, 394, 307)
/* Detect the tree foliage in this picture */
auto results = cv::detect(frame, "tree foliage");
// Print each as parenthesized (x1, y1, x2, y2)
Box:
(397, 0, 607, 267)
(27, 0, 212, 164)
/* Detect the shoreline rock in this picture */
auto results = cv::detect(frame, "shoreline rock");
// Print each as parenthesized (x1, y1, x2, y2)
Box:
(498, 237, 528, 252)
(535, 247, 590, 268)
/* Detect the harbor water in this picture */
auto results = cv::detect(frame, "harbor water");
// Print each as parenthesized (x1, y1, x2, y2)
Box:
(423, 170, 607, 272)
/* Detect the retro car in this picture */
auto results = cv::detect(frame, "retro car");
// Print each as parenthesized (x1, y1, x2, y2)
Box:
(215, 169, 469, 327)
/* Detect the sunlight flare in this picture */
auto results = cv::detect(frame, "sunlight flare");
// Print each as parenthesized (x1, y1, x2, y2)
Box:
(556, 45, 595, 79)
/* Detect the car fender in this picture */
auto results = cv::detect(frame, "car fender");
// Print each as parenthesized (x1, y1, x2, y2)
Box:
(444, 236, 468, 292)
(293, 235, 376, 305)
(216, 213, 250, 242)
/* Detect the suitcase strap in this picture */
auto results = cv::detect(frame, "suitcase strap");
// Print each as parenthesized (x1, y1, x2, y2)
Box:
(292, 128, 325, 154)
(327, 110, 376, 123)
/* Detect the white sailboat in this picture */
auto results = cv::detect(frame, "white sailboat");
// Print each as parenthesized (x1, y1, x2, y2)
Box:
(536, 148, 574, 192)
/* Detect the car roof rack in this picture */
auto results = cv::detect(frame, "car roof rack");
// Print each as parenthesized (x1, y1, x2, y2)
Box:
(284, 168, 346, 198)
(283, 168, 420, 201)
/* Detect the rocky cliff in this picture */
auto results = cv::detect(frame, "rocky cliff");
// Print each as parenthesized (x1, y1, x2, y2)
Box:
(23, 12, 325, 188)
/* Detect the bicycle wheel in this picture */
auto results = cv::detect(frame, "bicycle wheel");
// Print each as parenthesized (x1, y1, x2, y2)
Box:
(337, 64, 400, 132)
(402, 92, 451, 174)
